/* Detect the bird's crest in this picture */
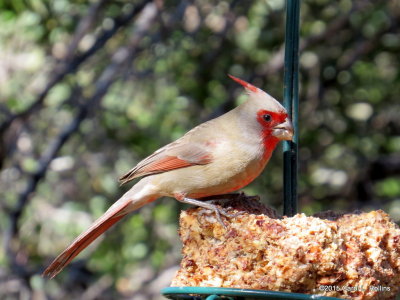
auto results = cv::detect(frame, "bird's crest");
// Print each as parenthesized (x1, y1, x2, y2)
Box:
(228, 74, 286, 113)
(228, 74, 259, 93)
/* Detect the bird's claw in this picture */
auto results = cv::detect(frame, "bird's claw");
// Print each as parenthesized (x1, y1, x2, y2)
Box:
(199, 205, 242, 229)
(179, 196, 243, 229)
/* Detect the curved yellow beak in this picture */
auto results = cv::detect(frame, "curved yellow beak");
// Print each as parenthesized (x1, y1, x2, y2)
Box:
(272, 118, 293, 141)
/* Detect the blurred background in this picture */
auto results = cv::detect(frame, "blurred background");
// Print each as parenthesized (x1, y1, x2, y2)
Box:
(1, 0, 399, 299)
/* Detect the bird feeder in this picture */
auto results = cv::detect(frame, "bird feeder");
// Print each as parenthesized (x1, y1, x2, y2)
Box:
(157, 0, 400, 297)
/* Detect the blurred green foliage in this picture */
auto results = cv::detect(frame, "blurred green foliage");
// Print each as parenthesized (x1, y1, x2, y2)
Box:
(0, 0, 399, 299)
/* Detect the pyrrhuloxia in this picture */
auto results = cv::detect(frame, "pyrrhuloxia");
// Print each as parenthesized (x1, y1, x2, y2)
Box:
(43, 75, 293, 278)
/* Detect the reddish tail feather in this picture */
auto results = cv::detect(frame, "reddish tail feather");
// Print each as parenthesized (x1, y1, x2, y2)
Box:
(42, 200, 131, 279)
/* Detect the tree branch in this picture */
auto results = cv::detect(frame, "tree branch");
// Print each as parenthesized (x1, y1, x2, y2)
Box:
(64, 0, 107, 61)
(5, 1, 158, 275)
(0, 0, 151, 135)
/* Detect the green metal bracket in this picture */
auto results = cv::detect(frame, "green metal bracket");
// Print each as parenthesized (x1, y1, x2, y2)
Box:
(283, 0, 300, 216)
(161, 287, 341, 300)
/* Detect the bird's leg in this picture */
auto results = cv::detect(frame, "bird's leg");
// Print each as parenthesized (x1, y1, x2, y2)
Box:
(178, 197, 237, 228)
(197, 192, 254, 218)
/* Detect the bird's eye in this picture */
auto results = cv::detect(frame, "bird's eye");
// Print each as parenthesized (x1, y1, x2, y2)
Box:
(263, 114, 272, 122)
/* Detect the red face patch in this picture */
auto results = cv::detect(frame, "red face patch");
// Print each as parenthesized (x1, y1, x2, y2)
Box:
(256, 109, 287, 128)
(256, 109, 288, 158)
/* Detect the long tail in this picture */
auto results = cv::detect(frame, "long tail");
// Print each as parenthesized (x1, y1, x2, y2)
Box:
(42, 178, 157, 278)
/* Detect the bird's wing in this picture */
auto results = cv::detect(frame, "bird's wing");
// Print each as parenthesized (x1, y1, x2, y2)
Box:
(119, 138, 213, 184)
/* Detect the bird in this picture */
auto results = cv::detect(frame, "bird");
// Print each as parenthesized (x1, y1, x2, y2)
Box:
(42, 75, 293, 278)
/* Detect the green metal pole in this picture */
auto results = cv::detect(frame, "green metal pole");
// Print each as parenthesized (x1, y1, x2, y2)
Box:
(283, 0, 300, 216)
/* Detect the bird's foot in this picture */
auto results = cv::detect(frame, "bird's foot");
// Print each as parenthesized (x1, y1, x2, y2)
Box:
(179, 197, 240, 228)
(198, 205, 236, 229)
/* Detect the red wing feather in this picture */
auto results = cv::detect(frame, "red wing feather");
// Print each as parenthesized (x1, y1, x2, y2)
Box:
(139, 156, 193, 174)
(119, 141, 213, 184)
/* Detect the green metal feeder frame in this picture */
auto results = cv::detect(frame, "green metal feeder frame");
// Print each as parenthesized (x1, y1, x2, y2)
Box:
(161, 287, 341, 300)
(162, 1, 313, 299)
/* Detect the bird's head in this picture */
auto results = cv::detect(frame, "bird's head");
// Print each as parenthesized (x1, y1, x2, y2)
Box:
(229, 74, 294, 142)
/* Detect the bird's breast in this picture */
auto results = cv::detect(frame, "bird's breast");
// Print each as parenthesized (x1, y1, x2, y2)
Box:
(175, 139, 269, 197)
(150, 132, 274, 199)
